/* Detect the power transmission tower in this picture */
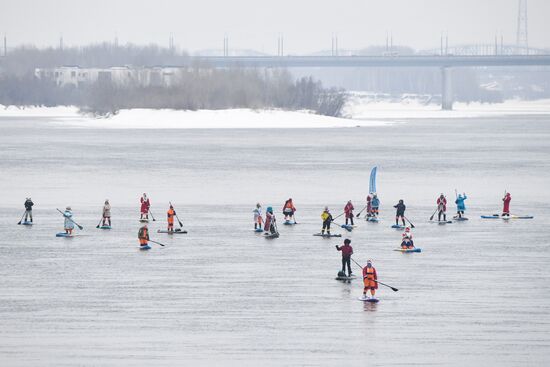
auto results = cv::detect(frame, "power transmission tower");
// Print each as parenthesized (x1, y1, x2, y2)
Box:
(516, 0, 528, 54)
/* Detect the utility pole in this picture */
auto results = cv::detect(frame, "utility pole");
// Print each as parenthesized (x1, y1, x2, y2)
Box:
(516, 0, 528, 54)
(59, 35, 64, 50)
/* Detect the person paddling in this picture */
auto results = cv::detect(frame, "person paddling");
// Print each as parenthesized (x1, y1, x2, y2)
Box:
(253, 203, 263, 230)
(344, 200, 355, 226)
(264, 207, 278, 236)
(371, 193, 380, 218)
(102, 200, 111, 227)
(321, 206, 333, 235)
(437, 194, 447, 222)
(335, 239, 353, 277)
(366, 195, 373, 218)
(140, 193, 150, 220)
(455, 193, 467, 218)
(167, 205, 176, 233)
(63, 206, 75, 235)
(282, 198, 296, 222)
(24, 197, 34, 223)
(363, 260, 378, 300)
(138, 224, 150, 249)
(502, 192, 511, 217)
(393, 200, 406, 227)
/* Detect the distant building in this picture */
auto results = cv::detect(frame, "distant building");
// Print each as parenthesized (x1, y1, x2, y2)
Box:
(34, 66, 186, 88)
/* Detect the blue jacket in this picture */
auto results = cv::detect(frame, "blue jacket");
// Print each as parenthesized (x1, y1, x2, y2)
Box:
(455, 195, 467, 211)
(371, 197, 380, 208)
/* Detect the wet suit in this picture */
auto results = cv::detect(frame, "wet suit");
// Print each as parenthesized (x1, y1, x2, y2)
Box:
(394, 202, 406, 226)
(24, 199, 34, 222)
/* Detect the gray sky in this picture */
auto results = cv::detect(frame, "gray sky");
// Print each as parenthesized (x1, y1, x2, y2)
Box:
(1, 0, 549, 53)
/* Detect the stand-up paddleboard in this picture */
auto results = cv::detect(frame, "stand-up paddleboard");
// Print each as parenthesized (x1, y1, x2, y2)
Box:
(21, 221, 33, 226)
(139, 219, 149, 223)
(391, 224, 405, 229)
(157, 229, 188, 234)
(358, 296, 379, 303)
(99, 225, 111, 229)
(313, 233, 342, 238)
(453, 217, 469, 221)
(366, 217, 379, 222)
(341, 224, 354, 232)
(140, 245, 151, 251)
(283, 220, 297, 225)
(394, 248, 422, 253)
(336, 274, 356, 281)
(431, 220, 452, 224)
(56, 232, 74, 237)
(264, 232, 279, 239)
(254, 228, 263, 233)
(481, 214, 534, 219)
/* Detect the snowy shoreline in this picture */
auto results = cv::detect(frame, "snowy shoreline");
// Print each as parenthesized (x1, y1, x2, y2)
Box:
(1, 98, 549, 129)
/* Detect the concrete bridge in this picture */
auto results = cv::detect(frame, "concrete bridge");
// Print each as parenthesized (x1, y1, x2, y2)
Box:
(194, 55, 550, 110)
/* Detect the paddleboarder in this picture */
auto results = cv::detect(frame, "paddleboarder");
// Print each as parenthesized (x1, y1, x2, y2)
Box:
(455, 193, 467, 218)
(140, 193, 150, 220)
(321, 206, 333, 235)
(282, 198, 296, 222)
(264, 207, 277, 235)
(437, 194, 447, 222)
(344, 200, 355, 226)
(363, 260, 378, 300)
(167, 205, 176, 233)
(102, 200, 111, 227)
(335, 239, 353, 277)
(371, 193, 380, 217)
(24, 197, 34, 223)
(63, 206, 75, 235)
(253, 203, 263, 230)
(366, 195, 373, 218)
(394, 200, 406, 227)
(502, 192, 511, 217)
(138, 223, 150, 249)
(402, 226, 413, 240)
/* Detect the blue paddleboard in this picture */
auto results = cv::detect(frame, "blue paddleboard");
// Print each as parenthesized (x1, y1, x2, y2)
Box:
(358, 297, 379, 303)
(391, 224, 405, 229)
(56, 232, 73, 237)
(394, 248, 422, 253)
(140, 245, 151, 251)
(99, 225, 111, 229)
(21, 221, 33, 226)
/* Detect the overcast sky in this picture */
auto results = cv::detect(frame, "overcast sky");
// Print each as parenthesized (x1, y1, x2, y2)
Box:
(1, 0, 549, 53)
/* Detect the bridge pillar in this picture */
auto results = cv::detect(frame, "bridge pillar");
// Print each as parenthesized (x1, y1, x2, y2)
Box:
(441, 67, 453, 110)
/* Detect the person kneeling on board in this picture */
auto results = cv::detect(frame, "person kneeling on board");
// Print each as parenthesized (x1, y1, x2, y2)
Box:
(264, 207, 278, 235)
(363, 260, 378, 300)
(366, 195, 373, 217)
(437, 194, 447, 222)
(253, 203, 263, 230)
(335, 239, 353, 277)
(167, 205, 176, 233)
(394, 200, 406, 226)
(402, 226, 413, 241)
(455, 193, 467, 218)
(282, 198, 296, 222)
(502, 192, 511, 217)
(401, 237, 415, 250)
(138, 224, 150, 249)
(321, 206, 333, 235)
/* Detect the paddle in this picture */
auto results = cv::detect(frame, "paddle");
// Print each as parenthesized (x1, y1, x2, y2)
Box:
(17, 210, 26, 225)
(148, 239, 165, 247)
(332, 212, 345, 221)
(169, 202, 184, 228)
(429, 207, 438, 221)
(292, 213, 298, 225)
(403, 216, 415, 229)
(351, 258, 399, 292)
(95, 217, 103, 228)
(356, 205, 368, 218)
(149, 209, 156, 221)
(56, 208, 84, 230)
